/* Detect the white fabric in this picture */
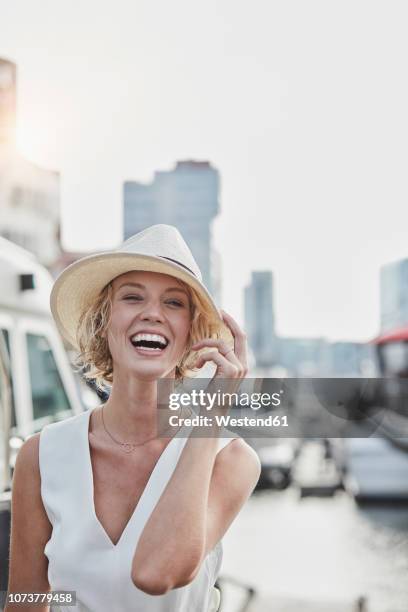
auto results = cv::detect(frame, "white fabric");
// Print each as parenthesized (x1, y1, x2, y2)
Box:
(39, 409, 236, 612)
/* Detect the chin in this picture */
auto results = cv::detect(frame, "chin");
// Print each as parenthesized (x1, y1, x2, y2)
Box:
(129, 362, 176, 381)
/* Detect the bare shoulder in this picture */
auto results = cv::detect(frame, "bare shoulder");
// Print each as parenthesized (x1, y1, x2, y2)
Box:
(13, 433, 43, 495)
(15, 432, 41, 471)
(204, 437, 261, 556)
(219, 436, 260, 464)
(11, 431, 51, 532)
(215, 437, 261, 492)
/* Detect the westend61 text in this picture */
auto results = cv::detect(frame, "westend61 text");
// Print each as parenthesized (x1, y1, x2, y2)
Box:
(168, 414, 289, 427)
(168, 390, 283, 411)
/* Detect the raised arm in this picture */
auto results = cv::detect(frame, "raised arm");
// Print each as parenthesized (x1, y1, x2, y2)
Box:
(131, 433, 260, 595)
(5, 434, 52, 612)
(131, 310, 261, 595)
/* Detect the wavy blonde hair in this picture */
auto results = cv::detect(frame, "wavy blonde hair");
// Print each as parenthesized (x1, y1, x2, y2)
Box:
(76, 277, 222, 391)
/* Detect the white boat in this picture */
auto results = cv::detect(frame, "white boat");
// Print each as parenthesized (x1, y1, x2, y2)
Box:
(343, 437, 408, 502)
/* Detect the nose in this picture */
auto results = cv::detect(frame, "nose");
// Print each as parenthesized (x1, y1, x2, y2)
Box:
(139, 297, 165, 323)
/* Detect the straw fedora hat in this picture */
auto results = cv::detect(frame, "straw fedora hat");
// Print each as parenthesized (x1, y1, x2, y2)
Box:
(50, 224, 233, 350)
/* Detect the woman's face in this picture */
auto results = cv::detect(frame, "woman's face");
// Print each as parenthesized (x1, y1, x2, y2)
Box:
(107, 270, 192, 380)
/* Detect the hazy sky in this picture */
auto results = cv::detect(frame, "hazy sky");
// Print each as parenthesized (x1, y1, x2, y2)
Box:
(2, 0, 408, 342)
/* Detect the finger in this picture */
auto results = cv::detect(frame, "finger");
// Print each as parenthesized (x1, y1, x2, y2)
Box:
(220, 310, 248, 369)
(219, 348, 245, 375)
(192, 339, 246, 376)
(192, 338, 233, 357)
(194, 350, 239, 378)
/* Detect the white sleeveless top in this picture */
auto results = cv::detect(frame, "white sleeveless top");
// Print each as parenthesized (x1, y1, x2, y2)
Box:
(39, 408, 236, 612)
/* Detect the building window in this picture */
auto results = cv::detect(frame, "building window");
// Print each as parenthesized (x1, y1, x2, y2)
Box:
(10, 186, 24, 208)
(0, 329, 16, 428)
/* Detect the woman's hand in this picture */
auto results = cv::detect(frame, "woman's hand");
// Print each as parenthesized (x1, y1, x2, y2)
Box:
(191, 310, 248, 379)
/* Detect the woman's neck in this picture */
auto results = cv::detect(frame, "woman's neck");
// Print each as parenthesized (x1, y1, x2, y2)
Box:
(101, 372, 178, 442)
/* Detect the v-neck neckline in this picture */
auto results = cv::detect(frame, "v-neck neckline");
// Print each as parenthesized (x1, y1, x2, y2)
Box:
(84, 407, 180, 549)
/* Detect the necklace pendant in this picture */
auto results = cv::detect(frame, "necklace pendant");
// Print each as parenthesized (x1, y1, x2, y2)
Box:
(122, 443, 136, 454)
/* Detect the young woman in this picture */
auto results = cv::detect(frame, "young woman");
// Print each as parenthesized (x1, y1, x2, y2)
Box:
(7, 224, 261, 612)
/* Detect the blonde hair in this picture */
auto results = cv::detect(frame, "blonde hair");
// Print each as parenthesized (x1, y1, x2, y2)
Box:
(76, 278, 221, 391)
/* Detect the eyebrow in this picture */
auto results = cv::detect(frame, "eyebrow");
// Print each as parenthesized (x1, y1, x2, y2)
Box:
(117, 282, 189, 296)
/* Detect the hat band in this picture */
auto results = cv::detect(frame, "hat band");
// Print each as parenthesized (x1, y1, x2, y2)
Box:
(158, 256, 197, 278)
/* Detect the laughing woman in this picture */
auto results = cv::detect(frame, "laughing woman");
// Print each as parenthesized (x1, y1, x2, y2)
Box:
(6, 225, 261, 612)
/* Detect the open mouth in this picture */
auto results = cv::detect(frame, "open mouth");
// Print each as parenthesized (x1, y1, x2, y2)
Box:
(129, 332, 169, 353)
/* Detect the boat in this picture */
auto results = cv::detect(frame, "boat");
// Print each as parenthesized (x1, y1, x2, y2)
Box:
(343, 437, 408, 502)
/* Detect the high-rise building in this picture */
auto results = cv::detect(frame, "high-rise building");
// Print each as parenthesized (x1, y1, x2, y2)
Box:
(244, 271, 276, 367)
(124, 160, 221, 301)
(380, 258, 408, 332)
(324, 341, 375, 377)
(276, 336, 328, 376)
(0, 58, 16, 148)
(0, 58, 60, 267)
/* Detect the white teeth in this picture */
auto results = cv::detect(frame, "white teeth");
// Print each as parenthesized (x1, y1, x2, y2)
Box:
(136, 346, 162, 351)
(130, 333, 168, 347)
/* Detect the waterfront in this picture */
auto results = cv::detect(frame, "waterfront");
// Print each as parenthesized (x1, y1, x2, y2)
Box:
(221, 487, 408, 612)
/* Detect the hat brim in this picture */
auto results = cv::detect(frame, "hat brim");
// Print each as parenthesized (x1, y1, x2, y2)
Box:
(51, 252, 233, 350)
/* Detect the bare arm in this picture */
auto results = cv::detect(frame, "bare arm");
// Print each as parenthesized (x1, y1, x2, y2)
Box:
(132, 310, 259, 595)
(5, 434, 52, 612)
(131, 433, 260, 594)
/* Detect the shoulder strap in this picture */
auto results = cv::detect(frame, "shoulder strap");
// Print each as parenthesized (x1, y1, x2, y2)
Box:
(39, 411, 90, 524)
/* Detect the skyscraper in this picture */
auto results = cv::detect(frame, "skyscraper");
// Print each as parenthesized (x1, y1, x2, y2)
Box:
(244, 271, 276, 367)
(380, 258, 408, 331)
(0, 58, 16, 149)
(0, 58, 60, 267)
(124, 160, 221, 301)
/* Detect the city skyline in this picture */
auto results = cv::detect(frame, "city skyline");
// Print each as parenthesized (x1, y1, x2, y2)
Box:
(124, 160, 221, 301)
(2, 1, 408, 342)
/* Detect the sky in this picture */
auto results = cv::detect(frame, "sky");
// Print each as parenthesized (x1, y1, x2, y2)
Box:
(1, 0, 408, 342)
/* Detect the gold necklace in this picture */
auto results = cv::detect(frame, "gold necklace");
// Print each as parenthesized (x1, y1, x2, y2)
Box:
(100, 404, 189, 454)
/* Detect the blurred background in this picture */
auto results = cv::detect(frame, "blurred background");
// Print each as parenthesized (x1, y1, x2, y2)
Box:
(1, 1, 408, 610)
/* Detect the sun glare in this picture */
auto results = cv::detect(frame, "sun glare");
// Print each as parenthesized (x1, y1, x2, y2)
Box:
(16, 121, 54, 166)
(14, 103, 66, 169)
